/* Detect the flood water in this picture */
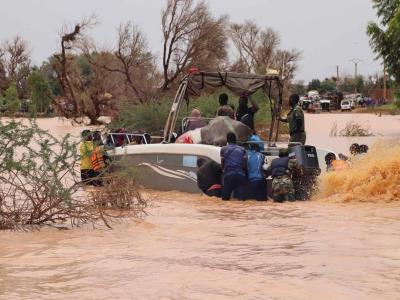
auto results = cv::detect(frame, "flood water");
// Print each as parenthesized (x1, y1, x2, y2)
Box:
(1, 115, 400, 300)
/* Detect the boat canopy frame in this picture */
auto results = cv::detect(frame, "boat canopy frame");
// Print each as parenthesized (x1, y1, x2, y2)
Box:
(163, 71, 284, 146)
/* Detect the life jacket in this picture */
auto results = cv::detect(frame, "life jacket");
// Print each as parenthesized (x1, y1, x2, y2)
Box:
(332, 160, 349, 171)
(91, 146, 105, 172)
(270, 157, 290, 178)
(247, 150, 265, 182)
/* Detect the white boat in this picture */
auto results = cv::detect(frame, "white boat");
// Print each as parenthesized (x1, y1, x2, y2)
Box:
(107, 71, 334, 196)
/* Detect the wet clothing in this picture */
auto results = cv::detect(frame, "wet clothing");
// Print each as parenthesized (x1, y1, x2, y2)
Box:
(197, 160, 223, 197)
(268, 157, 296, 202)
(271, 176, 295, 202)
(287, 105, 306, 145)
(221, 143, 247, 200)
(217, 105, 235, 119)
(246, 150, 267, 201)
(221, 174, 247, 201)
(249, 179, 268, 201)
(247, 150, 265, 182)
(80, 169, 95, 182)
(220, 144, 247, 177)
(205, 184, 223, 198)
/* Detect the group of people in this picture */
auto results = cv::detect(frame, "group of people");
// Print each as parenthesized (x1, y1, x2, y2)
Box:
(324, 143, 369, 172)
(192, 92, 307, 201)
(80, 130, 109, 186)
(187, 92, 307, 147)
(185, 91, 260, 133)
(197, 132, 298, 202)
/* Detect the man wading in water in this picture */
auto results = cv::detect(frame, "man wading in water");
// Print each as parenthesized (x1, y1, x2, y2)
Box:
(220, 132, 247, 200)
(279, 94, 306, 145)
(266, 148, 297, 202)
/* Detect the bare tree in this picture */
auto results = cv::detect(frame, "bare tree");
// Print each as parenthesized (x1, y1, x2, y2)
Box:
(272, 49, 301, 81)
(0, 36, 31, 97)
(52, 17, 116, 124)
(87, 22, 159, 104)
(0, 48, 6, 92)
(229, 21, 280, 74)
(161, 0, 227, 90)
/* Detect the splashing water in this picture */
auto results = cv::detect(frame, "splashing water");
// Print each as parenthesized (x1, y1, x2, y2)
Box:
(316, 142, 400, 202)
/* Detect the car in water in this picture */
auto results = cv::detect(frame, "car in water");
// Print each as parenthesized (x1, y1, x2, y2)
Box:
(340, 100, 352, 112)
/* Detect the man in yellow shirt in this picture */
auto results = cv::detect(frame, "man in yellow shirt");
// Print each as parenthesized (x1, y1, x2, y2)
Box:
(79, 130, 94, 183)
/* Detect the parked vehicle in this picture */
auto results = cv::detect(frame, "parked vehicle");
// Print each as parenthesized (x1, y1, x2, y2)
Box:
(306, 101, 322, 113)
(320, 99, 331, 111)
(341, 100, 352, 112)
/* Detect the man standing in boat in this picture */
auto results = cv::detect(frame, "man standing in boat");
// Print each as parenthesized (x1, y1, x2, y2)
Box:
(217, 93, 235, 119)
(279, 94, 306, 145)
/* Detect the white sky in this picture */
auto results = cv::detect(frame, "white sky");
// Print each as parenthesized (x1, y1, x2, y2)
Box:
(0, 0, 382, 82)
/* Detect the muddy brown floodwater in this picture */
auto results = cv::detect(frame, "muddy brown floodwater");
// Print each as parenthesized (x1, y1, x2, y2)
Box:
(0, 115, 400, 300)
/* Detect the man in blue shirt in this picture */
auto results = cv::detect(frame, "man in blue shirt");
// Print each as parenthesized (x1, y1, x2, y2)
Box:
(220, 132, 248, 200)
(246, 143, 267, 201)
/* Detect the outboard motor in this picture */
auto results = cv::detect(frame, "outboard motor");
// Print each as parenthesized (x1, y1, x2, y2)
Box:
(289, 145, 321, 200)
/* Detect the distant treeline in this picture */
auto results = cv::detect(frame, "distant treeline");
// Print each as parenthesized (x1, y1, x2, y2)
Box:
(0, 0, 300, 124)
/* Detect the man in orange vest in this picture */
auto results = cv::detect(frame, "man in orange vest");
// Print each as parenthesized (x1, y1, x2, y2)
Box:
(325, 152, 349, 172)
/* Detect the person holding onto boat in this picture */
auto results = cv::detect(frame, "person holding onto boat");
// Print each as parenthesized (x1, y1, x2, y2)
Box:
(350, 143, 360, 155)
(80, 130, 94, 184)
(220, 132, 248, 200)
(266, 148, 296, 202)
(325, 152, 337, 172)
(196, 158, 223, 197)
(246, 143, 267, 201)
(217, 93, 235, 119)
(279, 94, 306, 145)
(91, 131, 108, 186)
(236, 92, 259, 132)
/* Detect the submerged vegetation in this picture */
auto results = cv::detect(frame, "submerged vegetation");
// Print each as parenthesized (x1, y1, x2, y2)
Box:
(0, 119, 146, 230)
(330, 120, 373, 137)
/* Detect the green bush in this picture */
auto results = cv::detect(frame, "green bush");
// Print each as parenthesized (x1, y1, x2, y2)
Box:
(394, 92, 400, 108)
(109, 88, 273, 134)
(3, 83, 21, 115)
(109, 101, 172, 134)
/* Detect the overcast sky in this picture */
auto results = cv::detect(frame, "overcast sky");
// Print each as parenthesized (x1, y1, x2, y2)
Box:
(0, 0, 381, 82)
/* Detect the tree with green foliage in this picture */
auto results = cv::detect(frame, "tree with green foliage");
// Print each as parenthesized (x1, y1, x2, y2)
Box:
(40, 59, 62, 96)
(3, 83, 20, 114)
(27, 71, 52, 114)
(319, 79, 337, 93)
(308, 79, 321, 91)
(367, 0, 400, 84)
